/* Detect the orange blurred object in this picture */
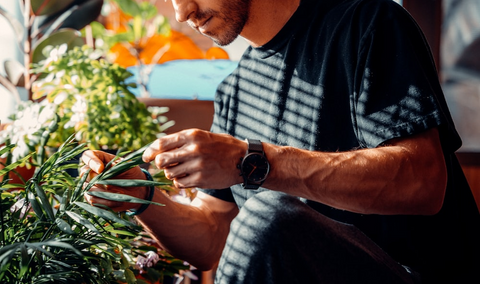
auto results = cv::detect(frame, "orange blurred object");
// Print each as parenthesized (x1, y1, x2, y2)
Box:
(205, 46, 230, 60)
(104, 1, 229, 68)
(110, 30, 210, 67)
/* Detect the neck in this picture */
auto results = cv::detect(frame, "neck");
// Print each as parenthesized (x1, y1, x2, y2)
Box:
(241, 0, 301, 47)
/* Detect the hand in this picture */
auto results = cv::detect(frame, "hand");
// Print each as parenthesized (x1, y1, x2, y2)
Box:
(142, 129, 247, 189)
(81, 150, 148, 212)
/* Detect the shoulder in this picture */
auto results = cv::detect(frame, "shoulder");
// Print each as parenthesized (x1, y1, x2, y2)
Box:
(334, 0, 418, 33)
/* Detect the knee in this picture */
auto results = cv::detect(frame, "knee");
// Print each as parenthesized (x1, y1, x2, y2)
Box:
(229, 191, 308, 242)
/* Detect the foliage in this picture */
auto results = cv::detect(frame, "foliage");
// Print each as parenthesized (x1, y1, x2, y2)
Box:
(0, 137, 189, 283)
(0, 0, 104, 101)
(94, 0, 171, 52)
(26, 44, 168, 151)
(90, 0, 172, 97)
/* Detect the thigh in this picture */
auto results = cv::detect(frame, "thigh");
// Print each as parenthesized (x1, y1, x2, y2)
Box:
(215, 191, 419, 284)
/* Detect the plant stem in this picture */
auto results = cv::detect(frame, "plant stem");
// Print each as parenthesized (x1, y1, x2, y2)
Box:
(24, 0, 32, 100)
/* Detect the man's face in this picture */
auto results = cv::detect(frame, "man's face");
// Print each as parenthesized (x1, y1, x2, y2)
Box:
(179, 0, 252, 46)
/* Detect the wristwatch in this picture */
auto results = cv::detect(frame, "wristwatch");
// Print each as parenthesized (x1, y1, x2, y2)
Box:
(238, 139, 270, 190)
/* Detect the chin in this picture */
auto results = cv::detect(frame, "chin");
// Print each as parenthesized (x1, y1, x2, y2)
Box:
(210, 32, 239, 46)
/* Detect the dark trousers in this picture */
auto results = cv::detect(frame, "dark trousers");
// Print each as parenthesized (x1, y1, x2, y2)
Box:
(214, 191, 420, 284)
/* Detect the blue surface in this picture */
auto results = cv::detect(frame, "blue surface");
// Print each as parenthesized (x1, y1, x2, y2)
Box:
(127, 59, 239, 100)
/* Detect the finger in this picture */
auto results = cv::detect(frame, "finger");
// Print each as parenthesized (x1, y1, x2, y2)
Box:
(84, 186, 123, 209)
(173, 173, 196, 189)
(164, 165, 188, 180)
(143, 132, 188, 163)
(84, 191, 122, 209)
(154, 152, 184, 170)
(79, 164, 101, 179)
(81, 151, 105, 173)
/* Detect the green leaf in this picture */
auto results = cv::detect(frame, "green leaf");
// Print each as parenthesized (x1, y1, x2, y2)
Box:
(0, 153, 33, 177)
(113, 0, 141, 17)
(0, 243, 22, 265)
(27, 192, 45, 221)
(19, 244, 29, 278)
(31, 0, 75, 16)
(32, 29, 84, 64)
(34, 181, 55, 221)
(48, 259, 73, 269)
(108, 230, 137, 237)
(87, 191, 164, 207)
(26, 241, 82, 256)
(125, 267, 137, 284)
(65, 210, 100, 233)
(72, 166, 90, 202)
(73, 201, 138, 228)
(0, 144, 14, 156)
(59, 187, 71, 213)
(96, 179, 169, 187)
(55, 218, 75, 235)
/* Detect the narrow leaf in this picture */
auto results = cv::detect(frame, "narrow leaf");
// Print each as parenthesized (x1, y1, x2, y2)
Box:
(19, 245, 29, 278)
(108, 230, 137, 237)
(96, 179, 168, 187)
(0, 153, 32, 177)
(0, 144, 14, 156)
(0, 243, 22, 264)
(65, 210, 100, 233)
(34, 181, 55, 220)
(73, 202, 138, 228)
(55, 218, 75, 235)
(87, 191, 164, 207)
(26, 241, 82, 256)
(27, 192, 45, 221)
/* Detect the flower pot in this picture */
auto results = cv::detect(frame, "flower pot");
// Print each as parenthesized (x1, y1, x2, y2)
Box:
(0, 158, 35, 188)
(138, 98, 214, 134)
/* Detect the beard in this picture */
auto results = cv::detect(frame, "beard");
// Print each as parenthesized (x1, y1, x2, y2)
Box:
(189, 0, 251, 46)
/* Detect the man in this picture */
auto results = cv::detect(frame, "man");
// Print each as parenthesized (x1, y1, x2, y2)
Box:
(83, 0, 480, 283)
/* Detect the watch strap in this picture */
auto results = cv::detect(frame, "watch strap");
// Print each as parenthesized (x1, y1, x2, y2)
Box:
(247, 139, 263, 153)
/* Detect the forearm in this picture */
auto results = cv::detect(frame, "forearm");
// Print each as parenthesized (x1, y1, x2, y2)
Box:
(135, 191, 237, 270)
(262, 129, 447, 215)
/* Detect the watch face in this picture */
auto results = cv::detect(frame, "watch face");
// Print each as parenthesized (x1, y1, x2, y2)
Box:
(241, 153, 270, 183)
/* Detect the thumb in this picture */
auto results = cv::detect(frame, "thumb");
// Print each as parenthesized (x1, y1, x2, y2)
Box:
(81, 150, 115, 173)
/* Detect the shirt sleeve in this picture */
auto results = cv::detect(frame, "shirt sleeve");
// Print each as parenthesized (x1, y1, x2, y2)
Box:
(352, 3, 461, 152)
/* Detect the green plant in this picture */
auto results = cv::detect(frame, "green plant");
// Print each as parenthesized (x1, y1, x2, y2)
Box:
(0, 0, 104, 101)
(29, 44, 170, 151)
(90, 0, 171, 97)
(0, 136, 189, 283)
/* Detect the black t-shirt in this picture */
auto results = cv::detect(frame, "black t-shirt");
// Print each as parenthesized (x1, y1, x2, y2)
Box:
(202, 0, 480, 282)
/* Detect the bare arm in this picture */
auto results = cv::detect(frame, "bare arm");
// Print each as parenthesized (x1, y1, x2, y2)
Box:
(135, 190, 238, 270)
(262, 127, 447, 215)
(82, 151, 239, 271)
(145, 127, 447, 216)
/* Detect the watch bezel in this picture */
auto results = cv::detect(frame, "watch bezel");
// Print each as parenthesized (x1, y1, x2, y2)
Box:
(240, 152, 270, 184)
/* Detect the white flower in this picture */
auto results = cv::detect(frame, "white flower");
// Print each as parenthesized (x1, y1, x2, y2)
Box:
(65, 95, 87, 129)
(70, 75, 79, 85)
(56, 69, 66, 79)
(10, 198, 31, 218)
(41, 44, 68, 71)
(48, 44, 68, 62)
(38, 102, 57, 124)
(0, 100, 57, 162)
(53, 92, 68, 105)
(136, 251, 161, 270)
(11, 138, 30, 162)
